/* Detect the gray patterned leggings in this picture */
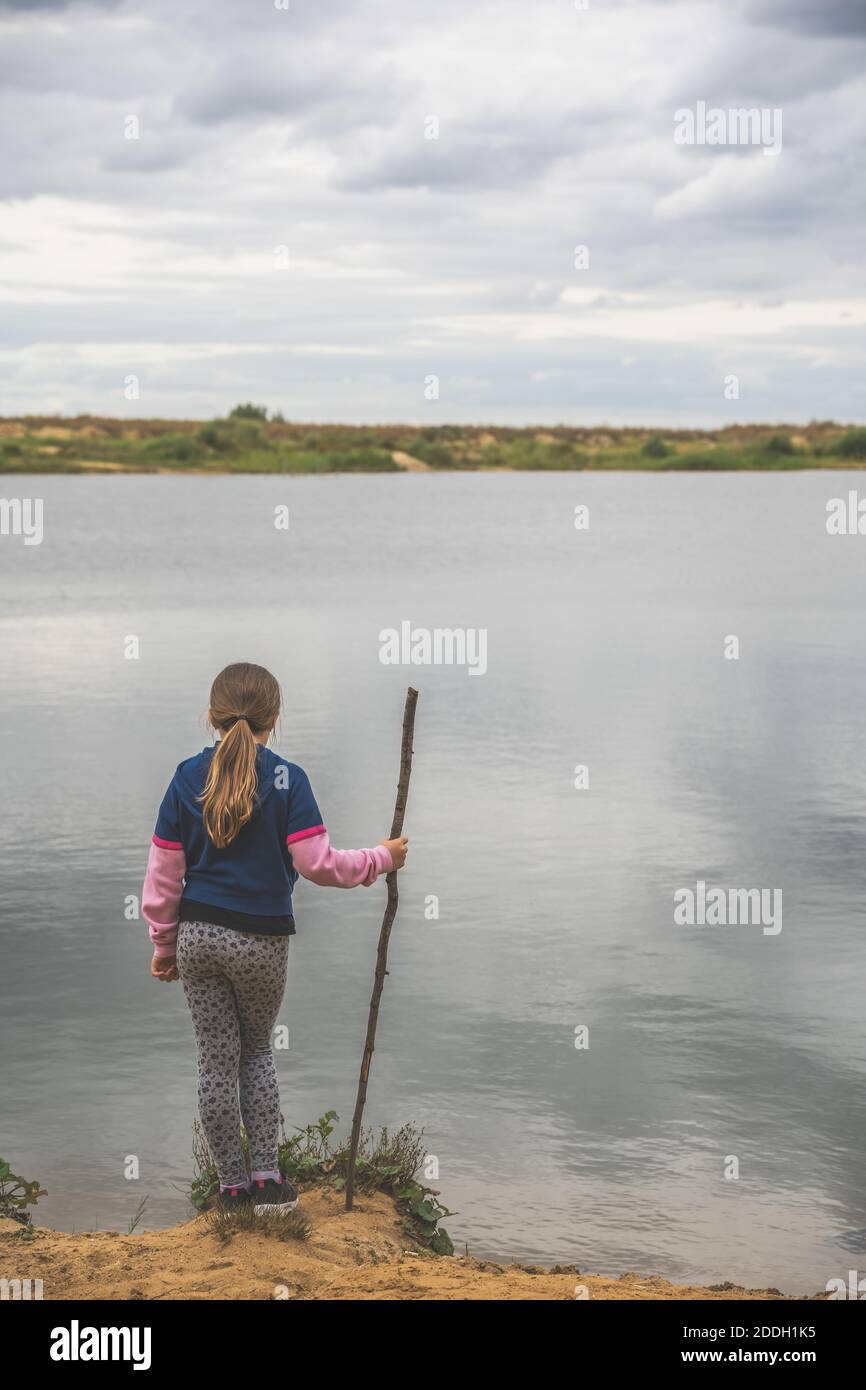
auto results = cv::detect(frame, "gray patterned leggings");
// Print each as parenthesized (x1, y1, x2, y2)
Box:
(176, 920, 289, 1188)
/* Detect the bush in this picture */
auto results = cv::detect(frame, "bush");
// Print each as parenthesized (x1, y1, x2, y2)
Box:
(407, 437, 455, 468)
(833, 428, 866, 460)
(0, 1157, 47, 1226)
(478, 443, 508, 468)
(196, 419, 268, 455)
(641, 436, 672, 459)
(505, 438, 585, 470)
(764, 433, 795, 455)
(228, 403, 269, 421)
(139, 432, 209, 464)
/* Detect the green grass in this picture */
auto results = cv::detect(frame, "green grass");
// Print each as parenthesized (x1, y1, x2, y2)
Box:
(0, 1156, 47, 1226)
(190, 1110, 455, 1255)
(204, 1199, 312, 1246)
(1, 414, 865, 473)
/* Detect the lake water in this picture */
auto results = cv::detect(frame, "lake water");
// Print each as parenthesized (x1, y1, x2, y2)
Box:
(2, 471, 865, 1295)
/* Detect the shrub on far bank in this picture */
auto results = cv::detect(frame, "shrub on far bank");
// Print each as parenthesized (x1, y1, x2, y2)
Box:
(641, 436, 672, 459)
(407, 436, 456, 468)
(831, 427, 866, 460)
(503, 437, 587, 470)
(197, 419, 269, 454)
(139, 432, 211, 464)
(764, 433, 795, 455)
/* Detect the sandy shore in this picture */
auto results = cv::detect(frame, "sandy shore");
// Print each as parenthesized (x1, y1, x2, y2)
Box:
(0, 1188, 811, 1301)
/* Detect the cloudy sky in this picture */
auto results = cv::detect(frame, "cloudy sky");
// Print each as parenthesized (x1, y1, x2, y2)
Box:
(1, 0, 864, 425)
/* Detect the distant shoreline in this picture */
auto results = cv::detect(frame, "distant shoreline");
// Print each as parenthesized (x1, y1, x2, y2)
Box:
(2, 414, 865, 474)
(4, 463, 866, 476)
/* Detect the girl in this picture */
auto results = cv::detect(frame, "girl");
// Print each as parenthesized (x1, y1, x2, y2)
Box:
(141, 662, 408, 1215)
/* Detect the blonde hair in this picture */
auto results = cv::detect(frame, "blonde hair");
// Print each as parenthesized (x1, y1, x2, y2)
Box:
(199, 662, 282, 847)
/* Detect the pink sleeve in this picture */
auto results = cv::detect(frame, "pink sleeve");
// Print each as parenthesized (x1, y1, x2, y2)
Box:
(142, 838, 187, 957)
(289, 830, 393, 888)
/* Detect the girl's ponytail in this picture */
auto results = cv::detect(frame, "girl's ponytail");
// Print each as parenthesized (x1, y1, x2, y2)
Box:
(200, 716, 260, 847)
(199, 663, 282, 848)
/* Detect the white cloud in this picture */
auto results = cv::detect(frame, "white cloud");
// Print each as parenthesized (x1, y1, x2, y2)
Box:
(0, 0, 863, 424)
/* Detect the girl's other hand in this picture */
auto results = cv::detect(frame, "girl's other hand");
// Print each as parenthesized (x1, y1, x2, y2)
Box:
(380, 836, 408, 870)
(151, 954, 179, 982)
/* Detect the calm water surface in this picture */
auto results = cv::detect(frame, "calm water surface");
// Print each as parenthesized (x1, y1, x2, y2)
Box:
(1, 471, 865, 1294)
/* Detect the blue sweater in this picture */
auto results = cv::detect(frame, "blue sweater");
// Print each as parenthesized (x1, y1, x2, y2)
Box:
(153, 744, 325, 933)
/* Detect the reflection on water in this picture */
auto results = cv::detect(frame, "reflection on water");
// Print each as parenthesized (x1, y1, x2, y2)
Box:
(1, 472, 865, 1292)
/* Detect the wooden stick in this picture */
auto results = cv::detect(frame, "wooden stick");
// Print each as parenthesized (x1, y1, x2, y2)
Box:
(344, 686, 419, 1210)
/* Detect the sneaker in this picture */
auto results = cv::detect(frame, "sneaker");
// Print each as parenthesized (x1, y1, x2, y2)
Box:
(218, 1183, 252, 1213)
(252, 1175, 300, 1215)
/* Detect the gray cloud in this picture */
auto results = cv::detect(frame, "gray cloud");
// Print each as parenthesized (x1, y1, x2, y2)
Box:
(174, 47, 406, 130)
(746, 0, 866, 37)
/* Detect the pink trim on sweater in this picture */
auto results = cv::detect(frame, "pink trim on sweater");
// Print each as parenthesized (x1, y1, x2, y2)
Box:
(289, 832, 393, 889)
(152, 834, 183, 851)
(142, 840, 187, 956)
(286, 823, 327, 845)
(151, 939, 178, 959)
